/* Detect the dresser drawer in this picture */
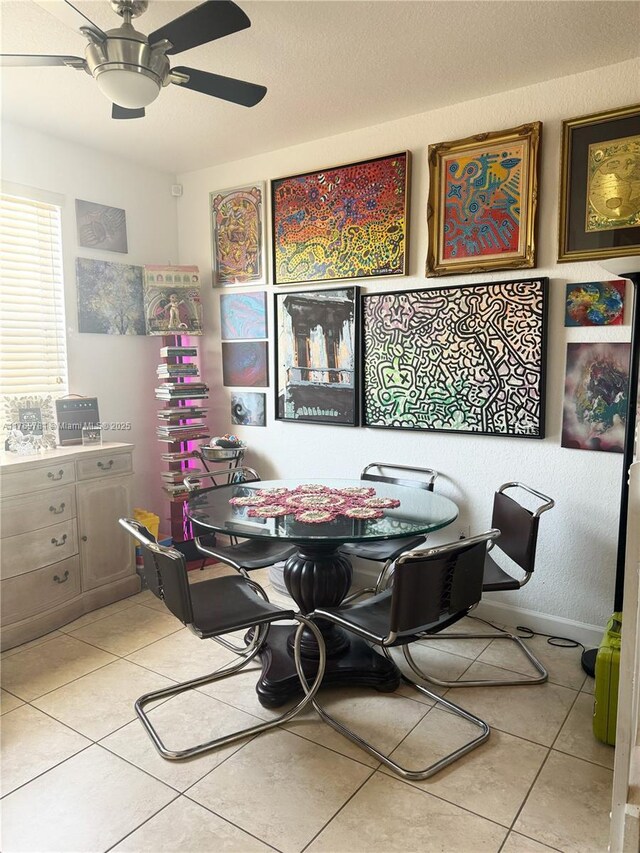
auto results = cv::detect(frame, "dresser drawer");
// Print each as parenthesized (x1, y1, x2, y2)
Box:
(1, 520, 78, 579)
(1, 556, 81, 624)
(1, 486, 77, 537)
(76, 452, 133, 481)
(0, 461, 76, 497)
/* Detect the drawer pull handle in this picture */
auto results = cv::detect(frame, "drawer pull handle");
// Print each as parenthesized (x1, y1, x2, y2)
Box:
(51, 534, 67, 547)
(53, 570, 69, 584)
(49, 502, 66, 515)
(47, 470, 64, 481)
(97, 460, 114, 470)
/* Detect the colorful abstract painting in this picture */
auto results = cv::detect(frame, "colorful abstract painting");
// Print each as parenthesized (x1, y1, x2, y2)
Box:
(275, 287, 359, 425)
(271, 153, 409, 285)
(220, 292, 267, 340)
(362, 278, 547, 437)
(211, 184, 266, 286)
(143, 265, 203, 335)
(231, 392, 266, 426)
(222, 341, 268, 387)
(76, 258, 145, 335)
(561, 342, 631, 453)
(427, 123, 540, 276)
(564, 280, 625, 326)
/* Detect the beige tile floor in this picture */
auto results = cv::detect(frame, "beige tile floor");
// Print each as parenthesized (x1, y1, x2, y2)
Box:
(0, 565, 614, 853)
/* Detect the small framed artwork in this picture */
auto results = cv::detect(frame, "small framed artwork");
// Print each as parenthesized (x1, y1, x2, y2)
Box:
(562, 342, 631, 452)
(271, 152, 409, 285)
(558, 103, 640, 262)
(220, 291, 267, 340)
(564, 280, 626, 326)
(362, 278, 548, 438)
(2, 394, 57, 451)
(221, 341, 268, 387)
(231, 392, 266, 426)
(211, 183, 267, 286)
(75, 199, 128, 253)
(426, 122, 542, 276)
(274, 286, 360, 426)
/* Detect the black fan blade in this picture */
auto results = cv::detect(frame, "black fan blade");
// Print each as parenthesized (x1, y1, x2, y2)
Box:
(0, 53, 86, 68)
(149, 1, 250, 56)
(32, 0, 107, 41)
(112, 104, 146, 120)
(172, 66, 266, 107)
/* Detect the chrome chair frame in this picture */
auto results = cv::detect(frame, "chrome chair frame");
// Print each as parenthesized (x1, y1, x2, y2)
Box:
(300, 531, 499, 780)
(120, 519, 326, 761)
(418, 482, 555, 688)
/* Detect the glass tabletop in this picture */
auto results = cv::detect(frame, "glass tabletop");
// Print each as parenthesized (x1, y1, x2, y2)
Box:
(187, 478, 459, 544)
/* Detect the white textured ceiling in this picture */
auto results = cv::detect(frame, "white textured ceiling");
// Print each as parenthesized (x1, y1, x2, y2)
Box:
(1, 0, 639, 174)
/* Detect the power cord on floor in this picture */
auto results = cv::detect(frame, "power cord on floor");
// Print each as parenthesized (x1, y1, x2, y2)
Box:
(468, 614, 586, 652)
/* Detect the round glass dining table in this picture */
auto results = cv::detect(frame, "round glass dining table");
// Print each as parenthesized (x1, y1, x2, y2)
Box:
(187, 478, 458, 707)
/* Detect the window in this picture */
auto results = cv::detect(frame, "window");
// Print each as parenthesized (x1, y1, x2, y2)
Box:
(0, 192, 68, 395)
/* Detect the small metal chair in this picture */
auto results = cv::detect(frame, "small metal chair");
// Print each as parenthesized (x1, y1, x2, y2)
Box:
(417, 482, 555, 687)
(340, 463, 439, 600)
(120, 518, 325, 760)
(184, 466, 297, 574)
(300, 530, 500, 780)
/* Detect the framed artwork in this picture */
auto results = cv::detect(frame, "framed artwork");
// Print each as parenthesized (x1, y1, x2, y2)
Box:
(271, 152, 409, 285)
(426, 122, 541, 276)
(275, 286, 359, 426)
(562, 342, 631, 452)
(210, 183, 266, 286)
(231, 392, 266, 426)
(75, 199, 128, 254)
(143, 265, 203, 335)
(222, 341, 268, 387)
(76, 258, 145, 335)
(220, 291, 267, 340)
(558, 103, 640, 262)
(362, 278, 548, 438)
(2, 394, 57, 451)
(564, 280, 626, 326)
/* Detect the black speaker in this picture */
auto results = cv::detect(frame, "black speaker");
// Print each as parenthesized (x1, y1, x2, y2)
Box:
(55, 397, 100, 446)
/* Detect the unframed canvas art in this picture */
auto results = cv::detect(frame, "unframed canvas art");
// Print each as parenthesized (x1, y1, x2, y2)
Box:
(231, 392, 266, 426)
(222, 341, 268, 387)
(220, 292, 267, 340)
(362, 278, 547, 437)
(75, 199, 128, 253)
(143, 265, 203, 335)
(76, 258, 145, 335)
(561, 342, 630, 453)
(564, 280, 625, 326)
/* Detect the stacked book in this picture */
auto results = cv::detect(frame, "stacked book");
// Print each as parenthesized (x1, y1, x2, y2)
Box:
(157, 406, 208, 421)
(160, 345, 198, 358)
(160, 450, 199, 463)
(155, 382, 209, 401)
(156, 363, 200, 379)
(156, 424, 210, 443)
(160, 468, 202, 485)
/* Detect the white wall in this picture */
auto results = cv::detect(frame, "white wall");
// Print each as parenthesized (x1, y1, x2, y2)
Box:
(1, 123, 179, 521)
(176, 58, 640, 631)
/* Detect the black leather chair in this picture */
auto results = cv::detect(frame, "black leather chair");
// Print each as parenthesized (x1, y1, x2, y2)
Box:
(417, 482, 555, 687)
(340, 463, 439, 599)
(183, 466, 297, 574)
(300, 530, 500, 780)
(120, 518, 325, 760)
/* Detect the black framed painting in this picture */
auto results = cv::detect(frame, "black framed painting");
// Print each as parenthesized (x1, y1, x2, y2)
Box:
(274, 286, 360, 426)
(558, 103, 640, 262)
(362, 278, 548, 438)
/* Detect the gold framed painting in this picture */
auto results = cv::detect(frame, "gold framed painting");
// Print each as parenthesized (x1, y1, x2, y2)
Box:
(558, 103, 640, 263)
(426, 122, 541, 276)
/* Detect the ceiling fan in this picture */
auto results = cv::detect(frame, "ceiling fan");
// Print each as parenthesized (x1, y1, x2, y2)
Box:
(0, 0, 267, 119)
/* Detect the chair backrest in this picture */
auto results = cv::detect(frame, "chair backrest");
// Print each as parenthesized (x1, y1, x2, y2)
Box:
(361, 462, 438, 492)
(491, 482, 554, 574)
(389, 530, 500, 637)
(184, 466, 261, 493)
(119, 519, 194, 625)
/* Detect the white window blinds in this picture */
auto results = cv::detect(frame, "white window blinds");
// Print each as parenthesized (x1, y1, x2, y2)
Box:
(0, 193, 68, 395)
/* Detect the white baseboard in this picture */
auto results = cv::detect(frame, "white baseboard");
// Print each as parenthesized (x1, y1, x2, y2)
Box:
(474, 600, 605, 649)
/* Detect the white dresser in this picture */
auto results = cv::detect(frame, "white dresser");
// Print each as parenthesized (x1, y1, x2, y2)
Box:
(0, 442, 140, 650)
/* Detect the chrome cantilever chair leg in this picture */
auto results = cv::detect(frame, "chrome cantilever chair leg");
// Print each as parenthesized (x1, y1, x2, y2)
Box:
(135, 616, 326, 761)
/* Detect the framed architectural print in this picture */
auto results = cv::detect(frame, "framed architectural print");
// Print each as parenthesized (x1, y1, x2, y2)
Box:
(275, 286, 359, 426)
(271, 153, 409, 285)
(211, 183, 267, 286)
(558, 103, 640, 262)
(362, 278, 548, 437)
(426, 122, 541, 276)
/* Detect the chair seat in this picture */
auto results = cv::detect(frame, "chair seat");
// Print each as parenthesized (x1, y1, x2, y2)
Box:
(340, 535, 427, 563)
(197, 538, 297, 570)
(191, 574, 295, 637)
(482, 553, 522, 591)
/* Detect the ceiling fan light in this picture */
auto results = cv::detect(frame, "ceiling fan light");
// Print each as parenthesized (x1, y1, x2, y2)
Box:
(95, 67, 160, 109)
